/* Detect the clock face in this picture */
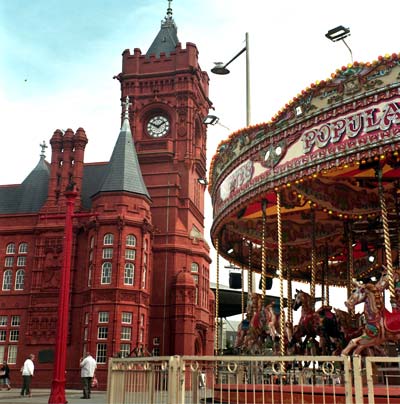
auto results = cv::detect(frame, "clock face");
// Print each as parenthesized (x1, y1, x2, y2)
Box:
(146, 115, 170, 138)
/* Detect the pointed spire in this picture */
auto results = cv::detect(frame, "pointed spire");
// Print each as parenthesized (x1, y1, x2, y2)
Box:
(18, 150, 50, 212)
(98, 98, 150, 200)
(146, 0, 179, 58)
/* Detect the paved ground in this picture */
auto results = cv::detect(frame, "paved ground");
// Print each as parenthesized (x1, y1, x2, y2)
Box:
(0, 389, 107, 404)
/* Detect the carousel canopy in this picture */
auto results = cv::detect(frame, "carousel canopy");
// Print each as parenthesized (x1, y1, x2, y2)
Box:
(209, 53, 400, 287)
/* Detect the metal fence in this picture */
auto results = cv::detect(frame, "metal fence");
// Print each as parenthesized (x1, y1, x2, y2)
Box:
(107, 355, 400, 404)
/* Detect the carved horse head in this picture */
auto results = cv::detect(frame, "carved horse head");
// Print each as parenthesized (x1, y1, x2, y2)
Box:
(293, 289, 313, 312)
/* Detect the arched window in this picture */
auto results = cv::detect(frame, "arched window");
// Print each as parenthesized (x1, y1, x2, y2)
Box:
(15, 269, 25, 290)
(88, 264, 93, 287)
(2, 270, 12, 290)
(18, 243, 28, 254)
(6, 243, 15, 255)
(101, 262, 112, 284)
(124, 263, 134, 285)
(191, 263, 199, 304)
(126, 234, 136, 247)
(103, 233, 114, 246)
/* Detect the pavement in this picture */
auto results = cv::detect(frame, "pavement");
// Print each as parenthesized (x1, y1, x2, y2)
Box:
(0, 389, 107, 404)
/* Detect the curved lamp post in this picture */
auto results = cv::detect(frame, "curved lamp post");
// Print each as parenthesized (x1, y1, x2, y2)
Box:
(211, 32, 251, 127)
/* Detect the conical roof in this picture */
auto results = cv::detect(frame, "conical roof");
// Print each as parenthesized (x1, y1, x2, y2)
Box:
(99, 98, 150, 200)
(146, 2, 179, 57)
(18, 154, 50, 212)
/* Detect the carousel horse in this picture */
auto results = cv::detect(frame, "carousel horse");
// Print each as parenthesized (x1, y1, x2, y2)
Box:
(234, 294, 281, 354)
(341, 280, 400, 356)
(290, 289, 344, 355)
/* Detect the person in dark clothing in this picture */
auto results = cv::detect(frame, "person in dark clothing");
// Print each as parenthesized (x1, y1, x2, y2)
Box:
(0, 361, 11, 390)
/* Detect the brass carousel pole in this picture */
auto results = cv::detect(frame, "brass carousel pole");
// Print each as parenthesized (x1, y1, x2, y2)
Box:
(248, 242, 253, 296)
(376, 166, 396, 308)
(215, 238, 220, 354)
(310, 207, 317, 307)
(345, 221, 354, 314)
(287, 265, 293, 330)
(261, 199, 268, 299)
(276, 191, 285, 358)
(324, 243, 330, 307)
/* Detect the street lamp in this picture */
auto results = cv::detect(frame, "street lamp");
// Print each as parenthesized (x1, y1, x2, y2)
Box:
(48, 188, 78, 404)
(325, 25, 353, 63)
(211, 32, 251, 126)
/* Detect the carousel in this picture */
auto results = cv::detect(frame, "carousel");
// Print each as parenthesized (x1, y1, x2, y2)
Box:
(208, 53, 400, 401)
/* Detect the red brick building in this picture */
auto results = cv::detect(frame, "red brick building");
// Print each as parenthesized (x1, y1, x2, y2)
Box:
(0, 6, 214, 388)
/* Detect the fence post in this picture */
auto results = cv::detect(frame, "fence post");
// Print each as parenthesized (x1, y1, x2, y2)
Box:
(168, 355, 184, 404)
(343, 355, 354, 404)
(353, 356, 363, 404)
(365, 357, 376, 404)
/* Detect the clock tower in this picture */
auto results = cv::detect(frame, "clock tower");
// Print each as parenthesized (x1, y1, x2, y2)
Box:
(115, 3, 214, 355)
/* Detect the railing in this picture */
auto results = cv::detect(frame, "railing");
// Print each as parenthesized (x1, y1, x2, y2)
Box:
(108, 355, 400, 404)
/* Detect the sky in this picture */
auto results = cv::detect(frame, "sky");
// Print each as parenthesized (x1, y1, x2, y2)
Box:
(1, 0, 399, 316)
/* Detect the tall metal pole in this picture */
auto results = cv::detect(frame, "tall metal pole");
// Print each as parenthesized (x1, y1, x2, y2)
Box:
(48, 190, 77, 404)
(245, 32, 251, 127)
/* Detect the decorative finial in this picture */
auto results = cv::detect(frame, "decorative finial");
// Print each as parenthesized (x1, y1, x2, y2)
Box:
(40, 140, 48, 159)
(123, 96, 132, 120)
(166, 0, 173, 19)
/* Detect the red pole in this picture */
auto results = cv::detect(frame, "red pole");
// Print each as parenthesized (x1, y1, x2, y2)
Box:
(48, 190, 78, 404)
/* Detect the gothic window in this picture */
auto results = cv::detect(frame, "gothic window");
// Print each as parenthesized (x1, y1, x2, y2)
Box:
(191, 263, 199, 304)
(88, 265, 93, 287)
(9, 330, 19, 342)
(126, 234, 136, 247)
(101, 263, 112, 284)
(18, 243, 28, 254)
(125, 249, 135, 260)
(4, 257, 13, 267)
(97, 327, 108, 339)
(142, 239, 148, 289)
(15, 269, 24, 290)
(7, 345, 17, 364)
(2, 270, 12, 291)
(96, 343, 107, 364)
(121, 327, 131, 340)
(124, 263, 134, 285)
(5, 243, 15, 255)
(98, 312, 109, 323)
(17, 256, 26, 267)
(120, 343, 130, 358)
(121, 312, 132, 324)
(103, 233, 114, 246)
(102, 248, 113, 259)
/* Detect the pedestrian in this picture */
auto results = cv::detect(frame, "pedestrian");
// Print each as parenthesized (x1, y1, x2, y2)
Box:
(79, 352, 97, 399)
(20, 353, 35, 397)
(0, 360, 11, 390)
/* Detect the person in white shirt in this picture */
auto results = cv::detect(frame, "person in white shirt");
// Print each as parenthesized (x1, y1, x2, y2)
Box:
(79, 352, 97, 399)
(20, 354, 35, 397)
